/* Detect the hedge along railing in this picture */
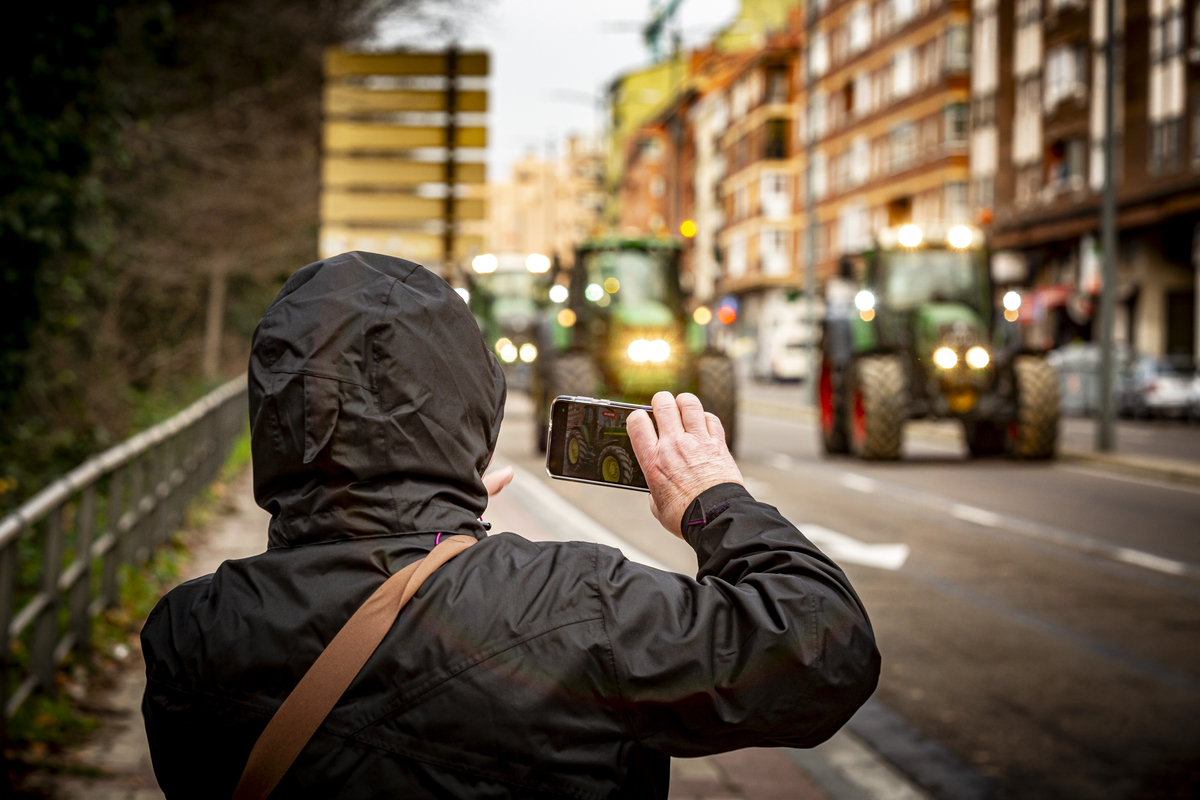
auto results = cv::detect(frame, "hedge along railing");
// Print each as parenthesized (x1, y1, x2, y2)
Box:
(0, 375, 248, 740)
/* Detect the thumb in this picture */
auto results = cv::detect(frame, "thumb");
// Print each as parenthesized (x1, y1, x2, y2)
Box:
(483, 465, 514, 496)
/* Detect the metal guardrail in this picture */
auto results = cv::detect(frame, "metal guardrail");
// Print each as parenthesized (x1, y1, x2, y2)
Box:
(0, 375, 247, 737)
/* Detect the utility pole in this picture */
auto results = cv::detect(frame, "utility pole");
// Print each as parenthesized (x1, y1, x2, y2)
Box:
(442, 44, 459, 280)
(1096, 0, 1118, 451)
(804, 6, 818, 407)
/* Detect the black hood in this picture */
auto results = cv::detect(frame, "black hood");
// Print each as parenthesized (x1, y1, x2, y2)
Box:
(248, 251, 506, 548)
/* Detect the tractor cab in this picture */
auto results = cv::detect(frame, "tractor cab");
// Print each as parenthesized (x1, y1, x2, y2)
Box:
(531, 235, 738, 454)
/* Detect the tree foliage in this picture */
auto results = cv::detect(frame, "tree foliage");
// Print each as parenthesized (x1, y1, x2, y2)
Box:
(1, 0, 433, 512)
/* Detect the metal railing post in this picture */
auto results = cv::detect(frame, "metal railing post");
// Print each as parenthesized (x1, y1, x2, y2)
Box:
(101, 467, 125, 609)
(68, 485, 97, 662)
(32, 505, 65, 695)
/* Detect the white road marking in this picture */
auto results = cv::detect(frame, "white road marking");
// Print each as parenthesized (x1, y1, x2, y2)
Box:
(742, 477, 771, 497)
(768, 452, 795, 470)
(1060, 464, 1200, 496)
(819, 731, 934, 800)
(841, 472, 878, 493)
(800, 524, 910, 571)
(1113, 548, 1190, 577)
(951, 504, 1001, 528)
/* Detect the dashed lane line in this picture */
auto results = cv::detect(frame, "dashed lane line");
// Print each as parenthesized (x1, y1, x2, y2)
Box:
(760, 454, 1200, 582)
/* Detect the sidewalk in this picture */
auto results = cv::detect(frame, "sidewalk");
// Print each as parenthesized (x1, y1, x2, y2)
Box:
(31, 472, 269, 800)
(742, 379, 1200, 485)
(31, 467, 927, 800)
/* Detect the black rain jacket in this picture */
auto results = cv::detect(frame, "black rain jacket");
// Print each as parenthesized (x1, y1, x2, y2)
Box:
(141, 251, 880, 799)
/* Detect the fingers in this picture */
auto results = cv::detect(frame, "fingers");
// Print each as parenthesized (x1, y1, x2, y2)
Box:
(627, 408, 658, 464)
(482, 465, 514, 496)
(676, 393, 708, 435)
(650, 391, 684, 437)
(704, 412, 725, 443)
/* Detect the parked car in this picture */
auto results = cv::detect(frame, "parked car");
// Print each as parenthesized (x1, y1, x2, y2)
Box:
(1117, 355, 1195, 419)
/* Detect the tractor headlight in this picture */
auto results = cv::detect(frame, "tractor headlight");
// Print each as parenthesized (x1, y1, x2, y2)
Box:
(898, 224, 923, 247)
(628, 340, 650, 363)
(647, 340, 671, 362)
(965, 346, 990, 369)
(933, 347, 958, 369)
(854, 290, 875, 312)
(628, 339, 671, 363)
(519, 343, 538, 363)
(947, 225, 973, 248)
(499, 342, 518, 363)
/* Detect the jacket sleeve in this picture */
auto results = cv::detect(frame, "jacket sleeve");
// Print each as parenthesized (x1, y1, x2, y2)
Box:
(593, 483, 880, 757)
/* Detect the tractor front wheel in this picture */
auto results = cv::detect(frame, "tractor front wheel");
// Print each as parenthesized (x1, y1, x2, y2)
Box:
(849, 355, 908, 460)
(697, 354, 738, 451)
(1009, 356, 1059, 459)
(598, 445, 634, 485)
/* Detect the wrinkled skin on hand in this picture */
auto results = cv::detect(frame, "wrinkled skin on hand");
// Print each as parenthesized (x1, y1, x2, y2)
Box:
(627, 392, 745, 537)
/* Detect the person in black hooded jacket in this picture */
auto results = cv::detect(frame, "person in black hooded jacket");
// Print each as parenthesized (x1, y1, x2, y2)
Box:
(141, 251, 880, 799)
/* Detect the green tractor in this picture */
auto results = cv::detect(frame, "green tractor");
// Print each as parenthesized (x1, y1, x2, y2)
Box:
(533, 236, 737, 454)
(467, 253, 547, 390)
(818, 224, 1058, 460)
(561, 402, 641, 486)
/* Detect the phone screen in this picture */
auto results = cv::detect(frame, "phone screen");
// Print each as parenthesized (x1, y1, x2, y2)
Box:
(545, 397, 652, 492)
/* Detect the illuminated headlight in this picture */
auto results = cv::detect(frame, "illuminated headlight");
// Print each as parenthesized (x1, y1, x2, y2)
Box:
(647, 339, 671, 362)
(933, 347, 958, 369)
(499, 343, 518, 363)
(519, 343, 538, 363)
(628, 339, 650, 362)
(965, 346, 989, 369)
(854, 290, 875, 312)
(947, 225, 973, 248)
(472, 254, 498, 274)
(898, 224, 923, 247)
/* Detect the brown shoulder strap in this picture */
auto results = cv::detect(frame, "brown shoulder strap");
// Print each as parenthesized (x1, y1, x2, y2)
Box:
(231, 534, 477, 800)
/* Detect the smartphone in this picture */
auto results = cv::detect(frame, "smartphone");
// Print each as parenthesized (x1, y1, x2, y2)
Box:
(545, 396, 653, 492)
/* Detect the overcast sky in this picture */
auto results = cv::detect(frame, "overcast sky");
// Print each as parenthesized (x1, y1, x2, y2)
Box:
(377, 0, 740, 181)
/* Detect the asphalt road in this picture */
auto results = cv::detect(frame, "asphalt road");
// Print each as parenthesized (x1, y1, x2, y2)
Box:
(492, 392, 1200, 800)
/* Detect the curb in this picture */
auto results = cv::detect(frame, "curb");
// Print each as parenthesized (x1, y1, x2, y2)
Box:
(741, 398, 1200, 488)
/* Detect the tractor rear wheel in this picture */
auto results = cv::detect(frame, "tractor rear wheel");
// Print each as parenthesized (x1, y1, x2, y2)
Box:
(849, 355, 907, 460)
(1010, 356, 1059, 459)
(818, 354, 850, 454)
(598, 445, 634, 485)
(697, 354, 737, 451)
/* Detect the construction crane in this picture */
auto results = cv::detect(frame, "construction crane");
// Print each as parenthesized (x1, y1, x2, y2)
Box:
(643, 0, 687, 62)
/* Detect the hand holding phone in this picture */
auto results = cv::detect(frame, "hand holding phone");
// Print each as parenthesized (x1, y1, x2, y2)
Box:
(627, 392, 744, 538)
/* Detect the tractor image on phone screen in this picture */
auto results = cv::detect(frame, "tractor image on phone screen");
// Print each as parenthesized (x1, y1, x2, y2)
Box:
(546, 397, 651, 491)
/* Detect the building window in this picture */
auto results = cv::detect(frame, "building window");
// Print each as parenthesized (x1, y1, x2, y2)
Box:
(893, 48, 915, 97)
(890, 123, 917, 170)
(761, 229, 789, 275)
(945, 183, 969, 221)
(1045, 138, 1086, 193)
(765, 119, 790, 159)
(810, 31, 829, 78)
(946, 26, 970, 72)
(766, 66, 789, 104)
(1044, 43, 1086, 109)
(849, 3, 872, 53)
(945, 104, 969, 147)
(1151, 119, 1183, 172)
(893, 0, 915, 27)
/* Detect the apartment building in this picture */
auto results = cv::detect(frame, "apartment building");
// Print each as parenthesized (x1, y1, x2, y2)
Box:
(806, 0, 973, 270)
(972, 0, 1199, 357)
(487, 136, 604, 264)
